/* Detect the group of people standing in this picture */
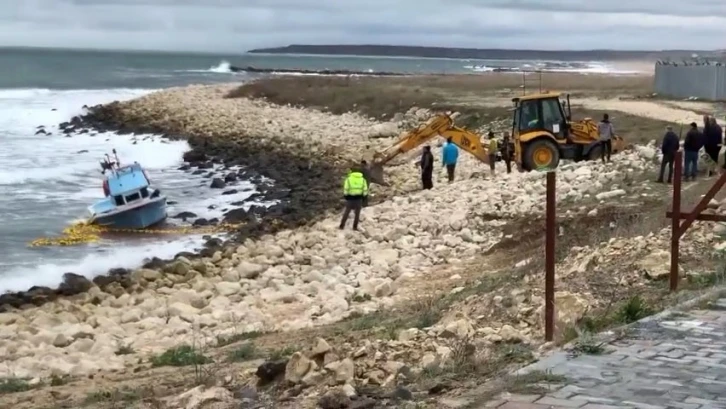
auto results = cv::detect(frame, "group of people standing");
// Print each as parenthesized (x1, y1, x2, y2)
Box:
(418, 137, 465, 190)
(657, 115, 723, 184)
(418, 133, 515, 190)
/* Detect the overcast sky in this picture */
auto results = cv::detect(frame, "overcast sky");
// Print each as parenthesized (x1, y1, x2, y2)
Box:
(1, 0, 724, 53)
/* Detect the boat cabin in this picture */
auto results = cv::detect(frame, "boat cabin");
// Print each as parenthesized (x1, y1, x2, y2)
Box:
(102, 163, 154, 207)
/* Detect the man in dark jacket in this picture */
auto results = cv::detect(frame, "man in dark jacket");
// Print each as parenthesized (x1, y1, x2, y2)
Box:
(419, 146, 434, 189)
(657, 125, 680, 184)
(502, 132, 514, 174)
(704, 116, 723, 176)
(683, 122, 703, 181)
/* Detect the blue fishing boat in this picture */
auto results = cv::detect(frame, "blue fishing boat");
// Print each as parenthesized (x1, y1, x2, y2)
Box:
(87, 149, 167, 229)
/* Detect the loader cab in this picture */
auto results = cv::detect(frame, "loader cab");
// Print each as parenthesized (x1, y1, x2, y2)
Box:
(512, 93, 571, 142)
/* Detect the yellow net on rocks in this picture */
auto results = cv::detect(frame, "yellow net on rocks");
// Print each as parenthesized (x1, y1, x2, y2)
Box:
(29, 220, 243, 247)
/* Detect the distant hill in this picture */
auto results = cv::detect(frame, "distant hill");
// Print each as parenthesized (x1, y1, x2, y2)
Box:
(248, 44, 724, 61)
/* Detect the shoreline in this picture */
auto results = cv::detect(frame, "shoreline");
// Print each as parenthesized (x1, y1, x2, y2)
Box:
(0, 86, 356, 311)
(0, 71, 665, 308)
(3, 72, 725, 408)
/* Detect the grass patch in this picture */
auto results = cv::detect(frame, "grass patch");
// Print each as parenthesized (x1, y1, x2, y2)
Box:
(227, 74, 651, 118)
(84, 387, 143, 405)
(505, 370, 568, 395)
(215, 330, 266, 348)
(0, 378, 35, 395)
(49, 374, 70, 387)
(115, 344, 135, 356)
(226, 74, 667, 143)
(267, 346, 298, 361)
(570, 334, 608, 356)
(338, 269, 521, 343)
(418, 340, 537, 388)
(228, 343, 259, 362)
(616, 295, 655, 324)
(151, 345, 212, 368)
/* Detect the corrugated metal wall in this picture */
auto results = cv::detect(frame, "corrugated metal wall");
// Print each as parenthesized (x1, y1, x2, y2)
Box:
(654, 64, 726, 100)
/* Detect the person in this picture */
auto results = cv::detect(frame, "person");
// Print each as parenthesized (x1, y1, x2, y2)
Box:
(683, 122, 702, 181)
(704, 116, 722, 177)
(419, 145, 434, 189)
(360, 159, 371, 207)
(487, 133, 498, 175)
(339, 165, 368, 230)
(502, 132, 513, 174)
(657, 125, 680, 183)
(597, 113, 614, 163)
(441, 137, 459, 183)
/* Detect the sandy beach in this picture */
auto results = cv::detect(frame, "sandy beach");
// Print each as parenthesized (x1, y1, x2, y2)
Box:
(3, 71, 726, 409)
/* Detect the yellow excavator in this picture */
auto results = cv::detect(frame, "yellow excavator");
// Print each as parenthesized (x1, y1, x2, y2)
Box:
(512, 92, 627, 171)
(367, 92, 627, 185)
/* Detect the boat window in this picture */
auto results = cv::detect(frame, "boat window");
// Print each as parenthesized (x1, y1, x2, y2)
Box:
(114, 195, 125, 206)
(125, 192, 141, 203)
(140, 187, 149, 198)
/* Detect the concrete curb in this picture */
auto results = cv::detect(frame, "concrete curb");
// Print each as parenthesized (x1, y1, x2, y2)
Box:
(515, 285, 726, 376)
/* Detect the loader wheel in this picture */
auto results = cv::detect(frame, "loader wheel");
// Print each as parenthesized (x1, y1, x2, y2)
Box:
(523, 139, 560, 171)
(587, 144, 603, 161)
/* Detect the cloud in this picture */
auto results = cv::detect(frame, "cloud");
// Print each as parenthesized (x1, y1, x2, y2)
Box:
(0, 0, 724, 53)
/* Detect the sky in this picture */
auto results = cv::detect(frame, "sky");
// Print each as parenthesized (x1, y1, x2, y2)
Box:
(0, 0, 725, 53)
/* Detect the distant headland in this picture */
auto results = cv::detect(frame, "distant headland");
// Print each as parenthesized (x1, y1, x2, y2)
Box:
(247, 44, 725, 61)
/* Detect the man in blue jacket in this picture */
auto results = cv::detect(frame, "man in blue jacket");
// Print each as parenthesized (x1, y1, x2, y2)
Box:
(441, 137, 459, 183)
(657, 125, 680, 184)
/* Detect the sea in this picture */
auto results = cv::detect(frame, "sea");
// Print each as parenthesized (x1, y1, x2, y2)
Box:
(0, 47, 644, 294)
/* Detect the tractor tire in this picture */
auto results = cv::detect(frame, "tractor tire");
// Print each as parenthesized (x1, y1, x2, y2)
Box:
(587, 143, 603, 161)
(523, 139, 560, 171)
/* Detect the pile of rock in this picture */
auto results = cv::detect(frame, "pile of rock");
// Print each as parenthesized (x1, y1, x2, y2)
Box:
(559, 222, 717, 284)
(0, 141, 664, 379)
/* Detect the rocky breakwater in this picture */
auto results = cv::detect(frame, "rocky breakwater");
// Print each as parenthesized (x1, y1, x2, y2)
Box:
(1, 84, 428, 312)
(0, 146, 659, 380)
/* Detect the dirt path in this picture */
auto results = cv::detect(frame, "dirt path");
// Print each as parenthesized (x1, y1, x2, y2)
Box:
(579, 98, 725, 125)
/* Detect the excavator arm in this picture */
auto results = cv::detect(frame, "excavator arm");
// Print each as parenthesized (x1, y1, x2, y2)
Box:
(368, 112, 491, 186)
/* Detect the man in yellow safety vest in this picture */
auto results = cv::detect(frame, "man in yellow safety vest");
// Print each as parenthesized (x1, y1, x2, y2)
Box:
(339, 165, 369, 230)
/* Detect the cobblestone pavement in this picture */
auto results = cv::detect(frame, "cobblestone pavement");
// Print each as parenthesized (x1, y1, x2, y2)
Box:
(479, 297, 726, 409)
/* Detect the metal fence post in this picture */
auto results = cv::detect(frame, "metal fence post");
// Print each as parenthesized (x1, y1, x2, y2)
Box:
(545, 171, 556, 341)
(670, 150, 682, 292)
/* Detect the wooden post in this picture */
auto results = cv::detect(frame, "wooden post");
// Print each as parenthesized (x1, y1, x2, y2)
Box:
(676, 171, 726, 238)
(545, 171, 556, 341)
(670, 150, 682, 292)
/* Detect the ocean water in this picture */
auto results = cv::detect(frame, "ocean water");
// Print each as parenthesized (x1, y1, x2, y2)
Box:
(0, 47, 638, 294)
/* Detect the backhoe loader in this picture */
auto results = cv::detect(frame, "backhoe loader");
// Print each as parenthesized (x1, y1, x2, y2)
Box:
(367, 112, 492, 186)
(366, 92, 627, 185)
(512, 92, 627, 170)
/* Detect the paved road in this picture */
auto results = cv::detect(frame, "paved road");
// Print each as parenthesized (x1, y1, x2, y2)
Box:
(482, 297, 726, 409)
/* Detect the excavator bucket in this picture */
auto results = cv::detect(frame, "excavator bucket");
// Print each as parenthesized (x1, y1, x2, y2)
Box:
(611, 135, 628, 153)
(367, 163, 389, 186)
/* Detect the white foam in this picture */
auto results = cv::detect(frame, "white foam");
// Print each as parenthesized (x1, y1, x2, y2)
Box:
(462, 61, 642, 75)
(180, 60, 235, 74)
(0, 88, 161, 186)
(209, 60, 233, 74)
(0, 236, 206, 294)
(0, 87, 268, 293)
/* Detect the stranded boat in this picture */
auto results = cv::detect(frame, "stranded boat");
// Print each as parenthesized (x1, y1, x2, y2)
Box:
(87, 149, 167, 229)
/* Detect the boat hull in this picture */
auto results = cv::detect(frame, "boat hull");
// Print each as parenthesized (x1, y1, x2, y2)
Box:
(92, 197, 168, 230)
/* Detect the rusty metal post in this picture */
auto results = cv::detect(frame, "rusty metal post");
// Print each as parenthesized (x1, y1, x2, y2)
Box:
(545, 171, 556, 341)
(670, 150, 683, 292)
